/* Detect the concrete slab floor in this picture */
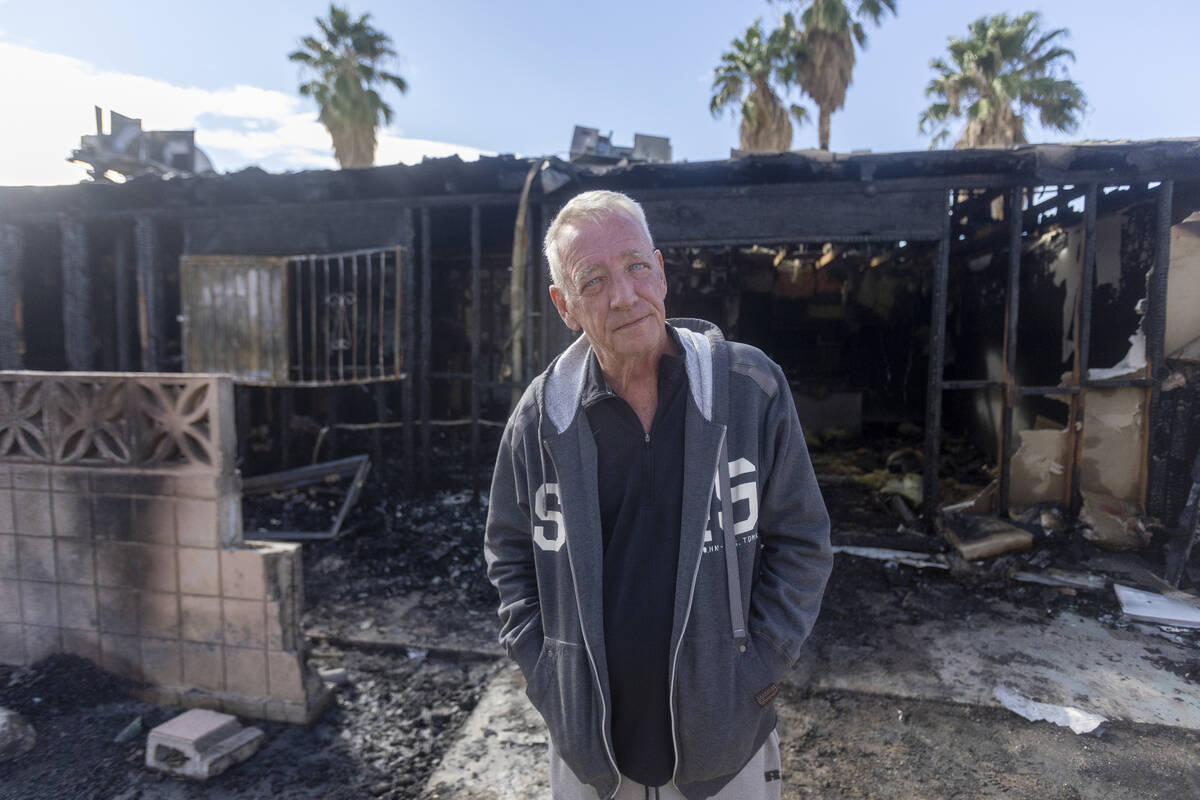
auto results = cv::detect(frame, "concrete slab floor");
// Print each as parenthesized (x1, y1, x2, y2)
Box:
(427, 604, 1200, 798)
(792, 602, 1200, 730)
(423, 665, 549, 800)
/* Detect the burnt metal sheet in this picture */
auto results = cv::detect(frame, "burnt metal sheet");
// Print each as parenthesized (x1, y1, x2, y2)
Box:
(182, 254, 290, 383)
(639, 186, 947, 246)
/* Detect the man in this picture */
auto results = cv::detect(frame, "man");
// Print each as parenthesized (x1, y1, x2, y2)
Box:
(485, 190, 832, 799)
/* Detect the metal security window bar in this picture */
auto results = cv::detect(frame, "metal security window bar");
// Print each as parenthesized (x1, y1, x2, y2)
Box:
(288, 247, 403, 385)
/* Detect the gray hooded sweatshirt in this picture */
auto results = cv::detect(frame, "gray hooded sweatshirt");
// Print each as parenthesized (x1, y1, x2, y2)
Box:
(485, 318, 833, 799)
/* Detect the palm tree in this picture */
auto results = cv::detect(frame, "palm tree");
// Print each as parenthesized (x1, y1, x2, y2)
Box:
(919, 11, 1086, 149)
(289, 5, 408, 168)
(710, 19, 808, 152)
(775, 0, 896, 151)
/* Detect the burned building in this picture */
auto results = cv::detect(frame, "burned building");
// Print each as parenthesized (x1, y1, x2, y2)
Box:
(3, 140, 1200, 704)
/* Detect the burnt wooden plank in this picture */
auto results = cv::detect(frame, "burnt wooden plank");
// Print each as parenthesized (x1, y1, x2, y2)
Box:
(114, 225, 133, 372)
(639, 187, 946, 245)
(998, 187, 1023, 514)
(420, 206, 432, 490)
(0, 224, 24, 370)
(923, 192, 952, 521)
(1147, 180, 1176, 517)
(135, 215, 163, 371)
(470, 204, 482, 496)
(402, 209, 416, 495)
(1067, 185, 1099, 513)
(59, 214, 92, 370)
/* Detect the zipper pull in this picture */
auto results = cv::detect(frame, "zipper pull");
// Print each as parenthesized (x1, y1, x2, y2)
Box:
(644, 432, 650, 444)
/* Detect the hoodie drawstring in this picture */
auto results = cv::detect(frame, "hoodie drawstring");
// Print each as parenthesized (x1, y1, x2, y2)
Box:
(719, 433, 747, 648)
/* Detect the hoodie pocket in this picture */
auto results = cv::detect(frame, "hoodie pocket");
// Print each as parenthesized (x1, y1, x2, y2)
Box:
(524, 637, 610, 788)
(673, 635, 783, 784)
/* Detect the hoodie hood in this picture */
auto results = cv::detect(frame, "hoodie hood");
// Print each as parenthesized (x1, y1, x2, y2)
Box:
(542, 318, 722, 434)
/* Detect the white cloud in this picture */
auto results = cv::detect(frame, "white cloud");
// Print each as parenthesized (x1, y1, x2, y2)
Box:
(0, 41, 492, 186)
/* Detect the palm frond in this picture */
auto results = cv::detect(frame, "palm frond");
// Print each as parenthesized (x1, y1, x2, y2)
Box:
(919, 10, 1086, 147)
(290, 3, 409, 168)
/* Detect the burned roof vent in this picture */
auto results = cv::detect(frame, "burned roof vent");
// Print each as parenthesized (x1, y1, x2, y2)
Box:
(69, 106, 217, 183)
(569, 125, 671, 166)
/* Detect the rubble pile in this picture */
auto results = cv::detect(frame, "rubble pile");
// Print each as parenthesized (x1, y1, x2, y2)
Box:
(0, 654, 134, 717)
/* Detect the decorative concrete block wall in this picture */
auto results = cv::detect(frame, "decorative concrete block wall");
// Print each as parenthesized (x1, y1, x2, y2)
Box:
(0, 372, 329, 724)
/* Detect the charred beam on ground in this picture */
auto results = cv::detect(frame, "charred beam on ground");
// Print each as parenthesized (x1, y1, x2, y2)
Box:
(242, 454, 371, 541)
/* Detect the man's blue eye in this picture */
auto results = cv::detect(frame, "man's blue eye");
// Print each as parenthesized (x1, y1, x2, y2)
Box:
(583, 276, 601, 289)
(630, 263, 646, 271)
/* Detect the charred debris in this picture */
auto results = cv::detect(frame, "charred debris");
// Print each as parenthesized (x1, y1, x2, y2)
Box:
(2, 139, 1200, 606)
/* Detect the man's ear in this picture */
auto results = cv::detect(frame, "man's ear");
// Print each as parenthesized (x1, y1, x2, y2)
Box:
(549, 285, 580, 331)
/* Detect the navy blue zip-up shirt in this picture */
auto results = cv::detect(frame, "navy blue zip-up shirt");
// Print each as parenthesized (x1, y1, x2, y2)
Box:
(582, 339, 686, 788)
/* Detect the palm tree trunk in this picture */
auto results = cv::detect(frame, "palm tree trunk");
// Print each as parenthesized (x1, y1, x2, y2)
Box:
(818, 107, 831, 151)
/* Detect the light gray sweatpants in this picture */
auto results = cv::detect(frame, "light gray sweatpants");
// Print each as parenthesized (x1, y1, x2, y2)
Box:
(548, 728, 782, 800)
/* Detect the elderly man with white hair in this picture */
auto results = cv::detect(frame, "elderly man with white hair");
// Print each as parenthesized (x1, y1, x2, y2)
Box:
(485, 189, 832, 800)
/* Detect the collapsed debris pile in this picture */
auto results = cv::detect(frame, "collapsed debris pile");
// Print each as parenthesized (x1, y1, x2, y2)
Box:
(0, 654, 135, 718)
(807, 421, 1200, 645)
(0, 643, 496, 800)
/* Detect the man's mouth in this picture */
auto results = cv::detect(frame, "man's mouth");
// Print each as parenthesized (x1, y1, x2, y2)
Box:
(613, 314, 651, 332)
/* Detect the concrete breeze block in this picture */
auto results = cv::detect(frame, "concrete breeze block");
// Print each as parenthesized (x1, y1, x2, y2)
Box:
(176, 498, 218, 548)
(178, 548, 220, 596)
(219, 548, 266, 600)
(145, 709, 263, 780)
(0, 490, 13, 534)
(131, 497, 176, 545)
(222, 599, 265, 648)
(51, 492, 91, 537)
(12, 468, 49, 491)
(61, 628, 100, 662)
(224, 646, 268, 697)
(181, 641, 224, 691)
(0, 623, 24, 663)
(97, 587, 139, 635)
(180, 595, 222, 644)
(12, 491, 52, 536)
(16, 537, 54, 583)
(138, 591, 180, 639)
(0, 582, 19, 624)
(0, 535, 15, 578)
(54, 539, 95, 585)
(57, 584, 98, 630)
(23, 625, 60, 662)
(19, 582, 57, 627)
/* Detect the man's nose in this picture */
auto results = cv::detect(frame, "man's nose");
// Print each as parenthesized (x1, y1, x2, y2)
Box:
(609, 271, 637, 308)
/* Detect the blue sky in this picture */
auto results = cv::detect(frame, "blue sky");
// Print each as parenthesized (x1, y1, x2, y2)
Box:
(2, 0, 1198, 185)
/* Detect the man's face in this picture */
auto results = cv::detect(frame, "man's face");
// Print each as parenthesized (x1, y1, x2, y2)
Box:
(549, 212, 668, 368)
